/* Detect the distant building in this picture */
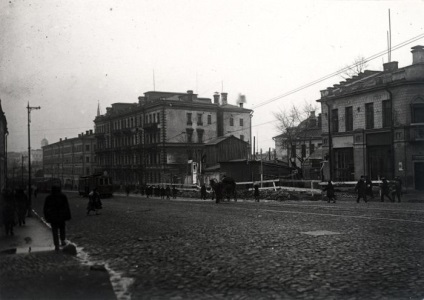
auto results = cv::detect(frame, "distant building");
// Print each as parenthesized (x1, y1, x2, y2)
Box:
(94, 90, 253, 185)
(41, 137, 48, 148)
(319, 45, 424, 189)
(273, 111, 322, 179)
(43, 130, 96, 189)
(0, 100, 8, 190)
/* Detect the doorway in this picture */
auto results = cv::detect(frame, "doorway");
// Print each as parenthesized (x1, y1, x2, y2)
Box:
(367, 146, 393, 180)
(414, 162, 424, 190)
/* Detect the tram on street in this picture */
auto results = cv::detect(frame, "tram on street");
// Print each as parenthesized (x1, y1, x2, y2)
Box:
(78, 173, 114, 198)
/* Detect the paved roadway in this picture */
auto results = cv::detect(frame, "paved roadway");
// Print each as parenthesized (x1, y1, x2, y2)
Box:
(32, 193, 424, 300)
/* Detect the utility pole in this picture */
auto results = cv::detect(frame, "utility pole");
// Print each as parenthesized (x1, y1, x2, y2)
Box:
(27, 102, 41, 217)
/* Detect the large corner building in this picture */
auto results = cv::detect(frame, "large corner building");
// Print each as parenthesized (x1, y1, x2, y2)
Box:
(94, 91, 253, 185)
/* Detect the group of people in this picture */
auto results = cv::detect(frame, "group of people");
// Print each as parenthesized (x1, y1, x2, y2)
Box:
(355, 176, 402, 203)
(1, 188, 30, 236)
(137, 185, 177, 199)
(323, 176, 403, 203)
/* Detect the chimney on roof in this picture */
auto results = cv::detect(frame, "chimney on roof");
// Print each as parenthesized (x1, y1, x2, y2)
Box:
(90, 130, 93, 135)
(187, 90, 193, 102)
(138, 96, 146, 106)
(239, 103, 243, 108)
(383, 61, 398, 72)
(213, 92, 220, 104)
(86, 130, 89, 135)
(412, 45, 424, 64)
(221, 92, 228, 105)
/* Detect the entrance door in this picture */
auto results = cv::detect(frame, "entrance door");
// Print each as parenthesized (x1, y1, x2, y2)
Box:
(415, 162, 424, 190)
(367, 146, 393, 180)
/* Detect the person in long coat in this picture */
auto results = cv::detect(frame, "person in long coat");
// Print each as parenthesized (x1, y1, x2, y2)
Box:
(380, 178, 393, 202)
(324, 181, 336, 203)
(254, 184, 260, 202)
(2, 188, 16, 236)
(365, 176, 374, 199)
(355, 176, 368, 203)
(200, 184, 207, 200)
(43, 185, 71, 251)
(15, 188, 28, 226)
(87, 188, 101, 215)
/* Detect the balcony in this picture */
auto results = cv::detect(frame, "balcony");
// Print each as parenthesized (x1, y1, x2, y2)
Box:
(143, 122, 159, 130)
(410, 124, 424, 141)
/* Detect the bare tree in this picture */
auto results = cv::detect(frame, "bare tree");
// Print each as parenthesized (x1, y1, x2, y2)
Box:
(340, 55, 369, 79)
(273, 102, 318, 169)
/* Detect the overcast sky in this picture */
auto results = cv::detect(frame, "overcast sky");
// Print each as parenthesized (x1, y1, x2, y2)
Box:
(1, 0, 424, 152)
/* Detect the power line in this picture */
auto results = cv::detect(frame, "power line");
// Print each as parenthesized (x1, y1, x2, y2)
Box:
(251, 32, 424, 110)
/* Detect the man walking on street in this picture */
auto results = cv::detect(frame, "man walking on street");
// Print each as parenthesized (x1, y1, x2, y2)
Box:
(393, 177, 402, 202)
(43, 185, 71, 251)
(380, 177, 393, 202)
(355, 176, 368, 203)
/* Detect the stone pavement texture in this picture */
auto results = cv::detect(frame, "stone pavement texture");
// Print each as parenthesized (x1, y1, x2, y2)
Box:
(0, 213, 116, 300)
(34, 192, 423, 300)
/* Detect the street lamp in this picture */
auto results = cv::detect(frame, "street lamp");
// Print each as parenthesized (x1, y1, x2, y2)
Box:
(27, 102, 41, 217)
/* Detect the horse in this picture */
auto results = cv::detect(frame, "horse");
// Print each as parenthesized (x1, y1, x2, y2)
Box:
(209, 176, 237, 203)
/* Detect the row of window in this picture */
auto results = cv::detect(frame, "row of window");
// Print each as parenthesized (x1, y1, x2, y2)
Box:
(186, 113, 244, 127)
(331, 100, 392, 133)
(97, 153, 161, 166)
(187, 113, 212, 126)
(97, 112, 161, 134)
(44, 144, 92, 156)
(291, 143, 316, 158)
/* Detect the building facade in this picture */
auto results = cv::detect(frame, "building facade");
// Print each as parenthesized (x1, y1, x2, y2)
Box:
(319, 45, 424, 190)
(43, 130, 97, 189)
(94, 91, 253, 185)
(273, 111, 323, 179)
(0, 100, 8, 190)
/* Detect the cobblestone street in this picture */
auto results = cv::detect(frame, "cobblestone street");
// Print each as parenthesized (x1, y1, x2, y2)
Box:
(32, 193, 424, 299)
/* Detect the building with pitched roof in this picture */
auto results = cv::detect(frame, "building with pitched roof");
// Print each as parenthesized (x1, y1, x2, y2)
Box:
(273, 111, 323, 179)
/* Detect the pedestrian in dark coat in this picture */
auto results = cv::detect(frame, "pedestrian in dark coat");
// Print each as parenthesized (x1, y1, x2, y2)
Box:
(200, 184, 207, 200)
(160, 186, 165, 199)
(393, 177, 402, 202)
(87, 188, 101, 215)
(172, 186, 177, 199)
(355, 176, 368, 203)
(324, 181, 336, 203)
(254, 184, 260, 202)
(380, 178, 393, 202)
(15, 189, 28, 226)
(2, 188, 16, 236)
(43, 185, 71, 251)
(165, 186, 171, 200)
(365, 176, 374, 199)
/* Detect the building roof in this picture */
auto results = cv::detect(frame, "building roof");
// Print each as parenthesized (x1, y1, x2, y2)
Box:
(204, 135, 248, 146)
(319, 46, 424, 101)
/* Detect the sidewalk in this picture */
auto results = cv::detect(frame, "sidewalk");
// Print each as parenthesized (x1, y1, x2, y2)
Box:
(0, 212, 116, 300)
